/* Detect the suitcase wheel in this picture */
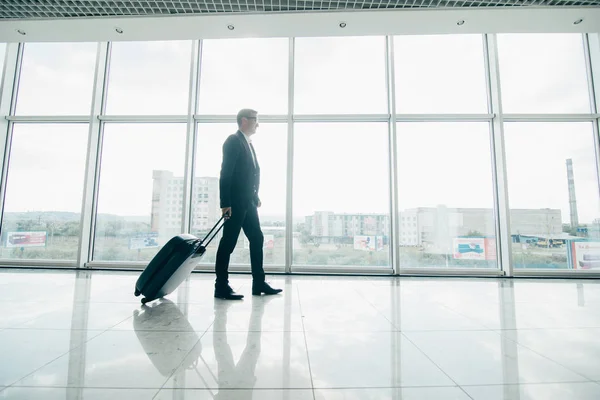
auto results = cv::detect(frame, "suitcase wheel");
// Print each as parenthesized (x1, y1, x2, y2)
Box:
(134, 289, 140, 297)
(141, 297, 149, 305)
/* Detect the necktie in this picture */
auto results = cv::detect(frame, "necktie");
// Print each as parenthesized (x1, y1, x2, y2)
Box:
(249, 142, 257, 168)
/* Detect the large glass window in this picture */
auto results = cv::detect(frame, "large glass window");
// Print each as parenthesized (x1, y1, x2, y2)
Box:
(294, 36, 387, 114)
(192, 123, 287, 268)
(105, 41, 192, 115)
(0, 124, 88, 261)
(198, 38, 288, 115)
(15, 43, 97, 115)
(0, 43, 6, 76)
(93, 124, 186, 261)
(497, 34, 591, 114)
(397, 122, 498, 269)
(293, 123, 390, 267)
(1, 33, 597, 277)
(505, 122, 600, 270)
(394, 34, 488, 114)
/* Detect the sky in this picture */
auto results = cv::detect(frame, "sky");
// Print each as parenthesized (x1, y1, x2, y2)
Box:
(1, 33, 599, 227)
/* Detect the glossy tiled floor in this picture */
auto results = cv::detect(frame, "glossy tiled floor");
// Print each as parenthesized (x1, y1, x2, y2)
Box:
(1, 269, 600, 399)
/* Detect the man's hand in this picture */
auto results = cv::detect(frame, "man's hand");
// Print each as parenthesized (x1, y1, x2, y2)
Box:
(257, 200, 262, 208)
(221, 207, 232, 220)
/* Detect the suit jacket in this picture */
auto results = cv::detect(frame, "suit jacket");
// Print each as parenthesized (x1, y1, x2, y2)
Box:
(219, 130, 260, 209)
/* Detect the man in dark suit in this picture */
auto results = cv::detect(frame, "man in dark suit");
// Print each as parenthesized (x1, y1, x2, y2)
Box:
(214, 109, 282, 300)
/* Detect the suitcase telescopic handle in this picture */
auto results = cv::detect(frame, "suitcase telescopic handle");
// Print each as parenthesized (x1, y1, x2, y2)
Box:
(198, 215, 226, 248)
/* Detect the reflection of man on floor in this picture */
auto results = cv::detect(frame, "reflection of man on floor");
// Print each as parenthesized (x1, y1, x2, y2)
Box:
(213, 296, 274, 399)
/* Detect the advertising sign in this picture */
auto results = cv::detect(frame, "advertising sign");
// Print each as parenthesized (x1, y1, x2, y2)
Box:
(453, 237, 496, 261)
(570, 241, 600, 270)
(354, 236, 384, 251)
(129, 232, 160, 250)
(453, 238, 485, 260)
(485, 238, 497, 261)
(5, 231, 47, 248)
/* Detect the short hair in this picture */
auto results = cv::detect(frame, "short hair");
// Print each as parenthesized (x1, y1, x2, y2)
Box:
(236, 108, 258, 127)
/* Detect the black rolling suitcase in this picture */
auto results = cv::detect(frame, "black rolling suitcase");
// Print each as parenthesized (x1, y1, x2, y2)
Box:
(134, 216, 225, 304)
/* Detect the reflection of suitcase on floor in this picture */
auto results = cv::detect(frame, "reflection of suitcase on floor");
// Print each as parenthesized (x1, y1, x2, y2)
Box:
(134, 299, 217, 392)
(134, 217, 224, 304)
(133, 299, 202, 376)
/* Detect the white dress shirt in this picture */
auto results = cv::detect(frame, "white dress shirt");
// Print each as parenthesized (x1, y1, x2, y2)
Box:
(241, 130, 257, 168)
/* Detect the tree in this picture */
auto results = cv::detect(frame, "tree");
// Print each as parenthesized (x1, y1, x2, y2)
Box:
(54, 221, 80, 237)
(562, 223, 585, 237)
(16, 219, 37, 231)
(103, 220, 124, 237)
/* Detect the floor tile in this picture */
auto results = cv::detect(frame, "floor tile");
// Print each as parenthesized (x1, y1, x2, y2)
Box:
(463, 382, 600, 400)
(305, 331, 455, 388)
(314, 387, 472, 400)
(0, 302, 70, 329)
(499, 328, 600, 381)
(11, 302, 137, 330)
(511, 281, 600, 306)
(298, 285, 396, 332)
(511, 304, 600, 329)
(0, 329, 83, 386)
(161, 330, 313, 389)
(385, 302, 488, 331)
(154, 389, 315, 400)
(403, 331, 590, 385)
(110, 298, 214, 333)
(0, 270, 76, 304)
(208, 294, 304, 332)
(12, 330, 202, 388)
(0, 387, 158, 400)
(3, 268, 600, 399)
(444, 301, 514, 330)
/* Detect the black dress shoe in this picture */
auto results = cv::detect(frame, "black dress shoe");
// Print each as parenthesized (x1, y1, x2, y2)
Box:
(214, 285, 244, 300)
(252, 282, 283, 296)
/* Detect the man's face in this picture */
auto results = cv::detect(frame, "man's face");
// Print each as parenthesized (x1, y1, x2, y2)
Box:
(243, 115, 259, 134)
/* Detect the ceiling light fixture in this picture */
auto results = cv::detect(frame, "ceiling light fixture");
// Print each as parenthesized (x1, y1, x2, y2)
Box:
(339, 22, 347, 28)
(227, 24, 235, 30)
(457, 20, 465, 26)
(16, 29, 26, 35)
(115, 27, 124, 34)
(574, 18, 583, 25)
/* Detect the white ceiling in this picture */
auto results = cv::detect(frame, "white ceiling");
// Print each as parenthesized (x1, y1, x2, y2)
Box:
(0, 7, 598, 43)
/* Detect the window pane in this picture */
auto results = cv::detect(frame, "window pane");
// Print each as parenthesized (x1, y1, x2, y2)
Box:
(0, 43, 6, 75)
(192, 123, 287, 268)
(394, 34, 488, 114)
(497, 34, 591, 114)
(397, 122, 497, 269)
(505, 122, 600, 270)
(105, 41, 192, 115)
(294, 37, 387, 114)
(0, 124, 88, 261)
(16, 43, 97, 115)
(198, 39, 288, 114)
(293, 123, 390, 267)
(93, 123, 186, 261)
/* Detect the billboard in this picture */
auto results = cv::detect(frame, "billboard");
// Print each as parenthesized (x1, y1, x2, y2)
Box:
(453, 237, 496, 261)
(569, 240, 600, 270)
(129, 232, 160, 250)
(354, 235, 384, 251)
(485, 237, 497, 261)
(5, 231, 47, 248)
